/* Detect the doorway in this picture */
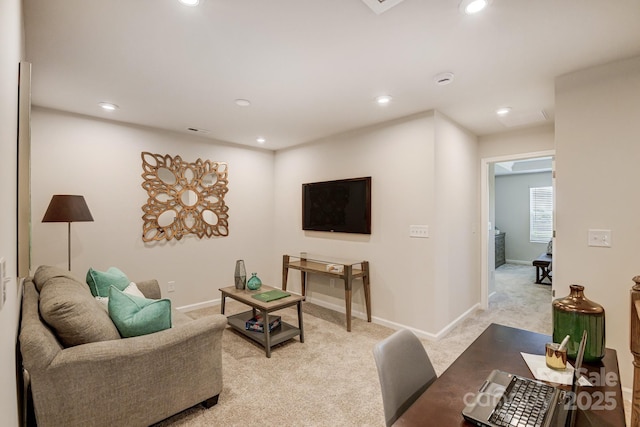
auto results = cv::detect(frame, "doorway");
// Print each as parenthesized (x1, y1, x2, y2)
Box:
(480, 150, 555, 310)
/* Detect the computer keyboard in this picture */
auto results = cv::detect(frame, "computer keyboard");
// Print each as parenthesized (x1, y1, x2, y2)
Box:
(488, 376, 555, 427)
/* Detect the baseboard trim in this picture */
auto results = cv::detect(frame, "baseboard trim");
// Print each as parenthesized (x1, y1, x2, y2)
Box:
(505, 259, 533, 266)
(177, 299, 220, 312)
(178, 294, 481, 342)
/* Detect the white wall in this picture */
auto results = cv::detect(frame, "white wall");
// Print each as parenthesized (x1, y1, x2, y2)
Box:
(274, 111, 479, 336)
(0, 0, 23, 425)
(433, 112, 480, 329)
(495, 172, 552, 263)
(478, 124, 555, 159)
(555, 55, 640, 391)
(30, 107, 479, 340)
(30, 108, 276, 308)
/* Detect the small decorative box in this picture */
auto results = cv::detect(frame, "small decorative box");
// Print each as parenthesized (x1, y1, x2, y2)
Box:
(325, 263, 344, 273)
(245, 314, 281, 333)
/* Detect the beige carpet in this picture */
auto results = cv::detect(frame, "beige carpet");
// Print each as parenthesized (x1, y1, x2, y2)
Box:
(153, 265, 626, 426)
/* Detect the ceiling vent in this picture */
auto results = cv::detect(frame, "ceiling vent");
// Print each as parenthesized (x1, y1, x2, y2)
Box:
(497, 110, 548, 128)
(434, 72, 455, 86)
(361, 0, 405, 14)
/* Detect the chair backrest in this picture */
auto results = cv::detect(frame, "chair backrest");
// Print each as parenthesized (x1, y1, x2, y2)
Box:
(373, 329, 437, 426)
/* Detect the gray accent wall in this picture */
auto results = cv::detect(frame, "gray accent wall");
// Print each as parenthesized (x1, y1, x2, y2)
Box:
(495, 171, 552, 263)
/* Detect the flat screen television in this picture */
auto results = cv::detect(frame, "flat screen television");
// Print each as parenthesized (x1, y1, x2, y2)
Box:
(302, 177, 371, 234)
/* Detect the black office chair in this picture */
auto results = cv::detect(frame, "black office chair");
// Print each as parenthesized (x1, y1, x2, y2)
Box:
(373, 329, 438, 426)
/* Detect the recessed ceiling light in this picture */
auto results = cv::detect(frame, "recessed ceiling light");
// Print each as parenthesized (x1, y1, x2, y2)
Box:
(98, 102, 119, 111)
(496, 107, 512, 116)
(434, 72, 455, 86)
(375, 95, 393, 105)
(235, 99, 251, 107)
(256, 137, 266, 144)
(459, 0, 492, 15)
(178, 0, 199, 6)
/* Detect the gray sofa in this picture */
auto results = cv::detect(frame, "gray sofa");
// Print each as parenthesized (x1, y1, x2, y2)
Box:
(19, 265, 227, 427)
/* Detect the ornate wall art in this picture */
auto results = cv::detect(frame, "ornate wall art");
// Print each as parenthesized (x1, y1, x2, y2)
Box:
(141, 152, 229, 242)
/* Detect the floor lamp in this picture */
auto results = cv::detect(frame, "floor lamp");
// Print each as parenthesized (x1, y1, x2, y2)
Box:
(42, 195, 94, 271)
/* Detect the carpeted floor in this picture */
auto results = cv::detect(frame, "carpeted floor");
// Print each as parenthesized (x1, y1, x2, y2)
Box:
(153, 264, 626, 426)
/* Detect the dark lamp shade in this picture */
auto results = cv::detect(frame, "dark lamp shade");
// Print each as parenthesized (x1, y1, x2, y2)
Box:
(42, 195, 94, 223)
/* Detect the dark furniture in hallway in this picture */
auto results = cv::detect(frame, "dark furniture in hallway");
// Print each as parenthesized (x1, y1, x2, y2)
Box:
(495, 232, 506, 268)
(533, 253, 552, 284)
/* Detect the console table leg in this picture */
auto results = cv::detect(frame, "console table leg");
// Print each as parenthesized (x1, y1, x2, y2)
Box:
(282, 255, 289, 291)
(298, 301, 305, 343)
(345, 289, 352, 332)
(345, 265, 353, 332)
(363, 261, 371, 322)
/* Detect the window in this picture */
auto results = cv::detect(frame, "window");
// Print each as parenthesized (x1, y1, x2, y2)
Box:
(530, 186, 553, 243)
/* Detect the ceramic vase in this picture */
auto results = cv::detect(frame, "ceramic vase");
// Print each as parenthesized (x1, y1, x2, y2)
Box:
(234, 260, 246, 290)
(247, 273, 262, 290)
(552, 284, 605, 362)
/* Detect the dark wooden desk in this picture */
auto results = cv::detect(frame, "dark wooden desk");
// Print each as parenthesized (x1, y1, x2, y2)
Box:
(533, 253, 552, 284)
(394, 323, 625, 427)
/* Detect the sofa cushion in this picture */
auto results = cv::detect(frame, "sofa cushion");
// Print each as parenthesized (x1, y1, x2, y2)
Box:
(33, 265, 79, 293)
(108, 286, 172, 338)
(86, 267, 130, 297)
(36, 265, 121, 347)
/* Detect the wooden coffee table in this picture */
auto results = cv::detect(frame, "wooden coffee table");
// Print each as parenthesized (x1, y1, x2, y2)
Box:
(219, 285, 305, 358)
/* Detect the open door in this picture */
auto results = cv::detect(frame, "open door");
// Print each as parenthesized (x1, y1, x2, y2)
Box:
(480, 150, 555, 310)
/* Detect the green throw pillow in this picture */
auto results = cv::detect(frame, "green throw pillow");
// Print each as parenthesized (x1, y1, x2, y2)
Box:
(108, 286, 172, 338)
(86, 267, 130, 297)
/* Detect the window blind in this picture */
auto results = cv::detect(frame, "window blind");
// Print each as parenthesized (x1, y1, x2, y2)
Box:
(530, 186, 553, 243)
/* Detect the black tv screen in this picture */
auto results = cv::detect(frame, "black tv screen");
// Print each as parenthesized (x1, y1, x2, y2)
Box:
(302, 177, 371, 234)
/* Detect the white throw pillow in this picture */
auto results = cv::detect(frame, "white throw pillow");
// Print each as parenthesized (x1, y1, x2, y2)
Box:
(95, 282, 146, 309)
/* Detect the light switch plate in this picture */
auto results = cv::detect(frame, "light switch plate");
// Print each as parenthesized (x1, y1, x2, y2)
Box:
(409, 225, 429, 238)
(588, 229, 612, 247)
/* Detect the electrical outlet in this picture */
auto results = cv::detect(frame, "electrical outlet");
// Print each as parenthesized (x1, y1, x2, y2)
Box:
(409, 225, 429, 238)
(168, 281, 176, 292)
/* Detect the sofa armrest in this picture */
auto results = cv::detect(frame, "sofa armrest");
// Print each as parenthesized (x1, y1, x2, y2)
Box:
(19, 281, 62, 372)
(135, 279, 161, 299)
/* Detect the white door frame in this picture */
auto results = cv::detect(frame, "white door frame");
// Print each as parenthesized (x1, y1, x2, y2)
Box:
(480, 149, 556, 310)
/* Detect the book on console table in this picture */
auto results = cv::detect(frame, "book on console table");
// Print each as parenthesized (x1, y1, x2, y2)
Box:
(245, 314, 281, 333)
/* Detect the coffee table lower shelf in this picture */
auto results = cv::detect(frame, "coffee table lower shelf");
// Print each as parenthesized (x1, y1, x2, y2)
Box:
(227, 311, 302, 349)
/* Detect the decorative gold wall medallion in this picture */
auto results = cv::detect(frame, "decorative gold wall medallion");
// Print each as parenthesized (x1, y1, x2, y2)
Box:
(141, 152, 229, 242)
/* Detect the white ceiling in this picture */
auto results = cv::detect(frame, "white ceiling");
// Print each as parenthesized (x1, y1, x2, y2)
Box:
(23, 0, 640, 151)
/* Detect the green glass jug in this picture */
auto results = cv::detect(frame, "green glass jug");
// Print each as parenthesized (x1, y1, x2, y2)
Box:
(552, 284, 605, 362)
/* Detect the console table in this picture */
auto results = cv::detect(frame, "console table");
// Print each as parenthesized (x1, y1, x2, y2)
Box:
(282, 254, 371, 332)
